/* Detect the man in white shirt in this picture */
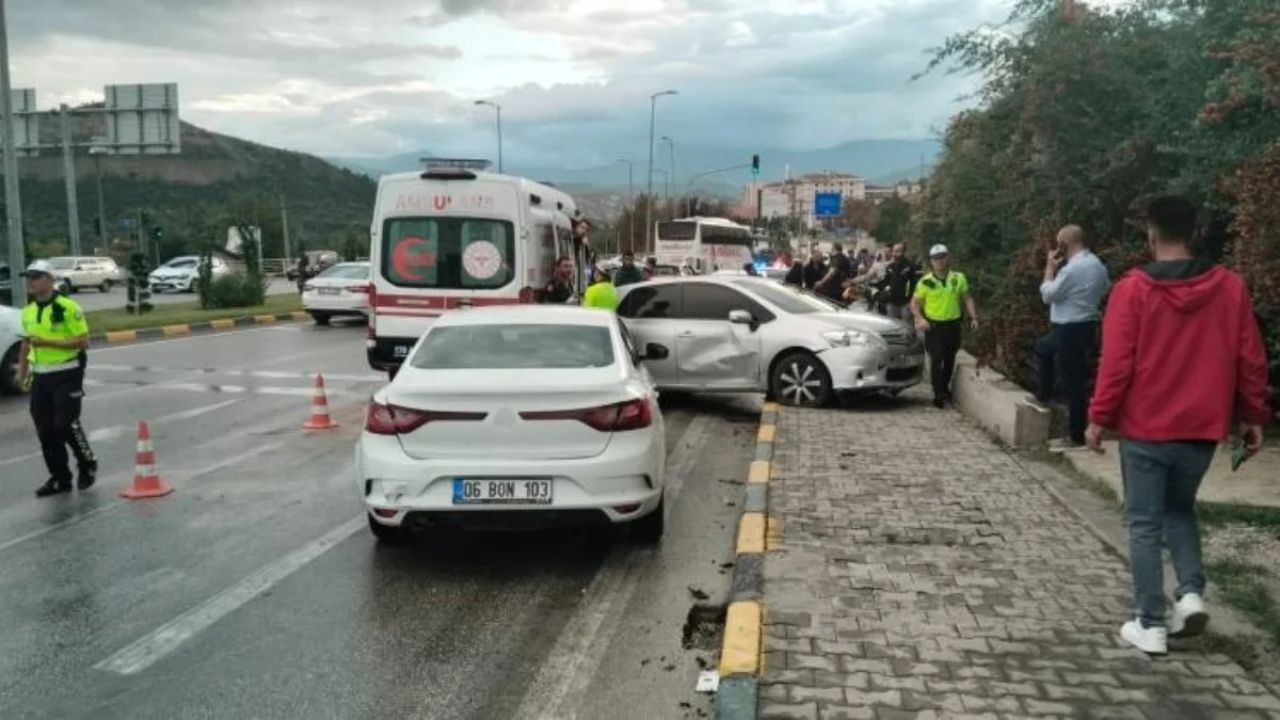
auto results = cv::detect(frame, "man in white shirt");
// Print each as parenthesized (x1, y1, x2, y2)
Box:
(1035, 225, 1111, 448)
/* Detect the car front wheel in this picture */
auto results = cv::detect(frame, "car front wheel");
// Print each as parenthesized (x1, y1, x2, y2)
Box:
(771, 351, 833, 407)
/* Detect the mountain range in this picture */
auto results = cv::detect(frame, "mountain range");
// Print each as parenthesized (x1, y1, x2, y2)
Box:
(328, 139, 940, 196)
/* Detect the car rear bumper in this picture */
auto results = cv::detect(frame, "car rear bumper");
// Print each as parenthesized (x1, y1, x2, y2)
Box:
(820, 345, 925, 392)
(357, 429, 664, 527)
(302, 293, 369, 314)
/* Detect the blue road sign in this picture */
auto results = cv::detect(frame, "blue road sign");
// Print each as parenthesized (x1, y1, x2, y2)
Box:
(814, 192, 842, 218)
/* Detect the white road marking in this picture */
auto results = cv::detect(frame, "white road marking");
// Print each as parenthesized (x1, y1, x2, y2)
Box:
(507, 414, 713, 720)
(92, 324, 301, 353)
(92, 365, 382, 383)
(0, 440, 287, 554)
(83, 379, 365, 399)
(94, 512, 363, 676)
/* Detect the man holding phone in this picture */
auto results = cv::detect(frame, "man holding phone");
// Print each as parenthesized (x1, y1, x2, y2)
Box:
(16, 260, 98, 497)
(1086, 197, 1270, 655)
(1035, 225, 1110, 449)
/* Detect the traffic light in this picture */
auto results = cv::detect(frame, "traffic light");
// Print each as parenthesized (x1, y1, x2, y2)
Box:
(150, 226, 163, 242)
(751, 154, 760, 176)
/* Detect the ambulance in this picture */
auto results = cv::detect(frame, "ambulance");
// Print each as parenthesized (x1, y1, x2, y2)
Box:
(366, 159, 583, 374)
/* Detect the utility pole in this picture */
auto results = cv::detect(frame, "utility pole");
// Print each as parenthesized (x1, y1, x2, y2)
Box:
(661, 136, 675, 208)
(279, 193, 291, 261)
(645, 90, 677, 251)
(90, 146, 107, 248)
(617, 158, 634, 252)
(0, 0, 25, 306)
(59, 104, 82, 255)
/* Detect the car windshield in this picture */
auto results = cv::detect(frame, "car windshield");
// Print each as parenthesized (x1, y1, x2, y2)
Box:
(411, 323, 615, 369)
(164, 259, 197, 269)
(732, 279, 841, 314)
(318, 264, 369, 280)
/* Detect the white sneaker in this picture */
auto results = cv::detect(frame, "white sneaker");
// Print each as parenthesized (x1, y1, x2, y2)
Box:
(1169, 593, 1210, 638)
(1121, 619, 1168, 655)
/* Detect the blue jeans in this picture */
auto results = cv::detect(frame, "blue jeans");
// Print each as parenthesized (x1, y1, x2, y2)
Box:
(1035, 322, 1097, 444)
(1120, 440, 1216, 627)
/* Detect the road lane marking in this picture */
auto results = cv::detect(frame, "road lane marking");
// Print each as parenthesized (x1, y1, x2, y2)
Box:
(94, 513, 363, 676)
(93, 324, 301, 353)
(508, 414, 712, 720)
(91, 365, 382, 383)
(83, 379, 367, 399)
(0, 440, 287, 554)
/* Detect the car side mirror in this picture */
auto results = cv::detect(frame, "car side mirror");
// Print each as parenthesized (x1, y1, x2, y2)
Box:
(728, 309, 758, 330)
(639, 343, 669, 362)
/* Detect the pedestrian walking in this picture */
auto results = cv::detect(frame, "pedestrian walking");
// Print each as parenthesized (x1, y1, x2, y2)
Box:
(880, 243, 921, 322)
(1035, 225, 1110, 449)
(582, 265, 620, 311)
(1086, 196, 1270, 656)
(910, 244, 979, 408)
(541, 255, 577, 304)
(16, 260, 98, 497)
(613, 249, 645, 287)
(802, 253, 826, 291)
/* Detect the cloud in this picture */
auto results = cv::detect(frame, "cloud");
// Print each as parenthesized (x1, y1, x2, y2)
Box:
(6, 0, 1021, 161)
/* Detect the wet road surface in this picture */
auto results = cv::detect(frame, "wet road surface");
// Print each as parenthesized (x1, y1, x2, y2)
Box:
(70, 278, 297, 313)
(0, 321, 757, 719)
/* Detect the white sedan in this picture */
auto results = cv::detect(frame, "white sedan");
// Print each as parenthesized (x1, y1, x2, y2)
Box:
(302, 261, 371, 325)
(1, 305, 24, 395)
(356, 306, 668, 542)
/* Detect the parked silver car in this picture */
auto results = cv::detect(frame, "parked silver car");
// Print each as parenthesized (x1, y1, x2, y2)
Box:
(48, 256, 120, 293)
(617, 276, 924, 406)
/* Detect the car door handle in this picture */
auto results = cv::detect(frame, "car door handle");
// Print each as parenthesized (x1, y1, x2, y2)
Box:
(677, 331, 695, 338)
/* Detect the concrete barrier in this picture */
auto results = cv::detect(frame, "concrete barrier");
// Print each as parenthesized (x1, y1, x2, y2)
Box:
(951, 350, 1050, 448)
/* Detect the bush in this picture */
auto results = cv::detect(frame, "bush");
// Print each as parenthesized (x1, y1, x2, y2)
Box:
(202, 273, 267, 309)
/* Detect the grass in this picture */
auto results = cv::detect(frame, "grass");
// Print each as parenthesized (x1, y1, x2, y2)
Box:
(85, 293, 302, 334)
(1199, 503, 1280, 538)
(1206, 559, 1280, 644)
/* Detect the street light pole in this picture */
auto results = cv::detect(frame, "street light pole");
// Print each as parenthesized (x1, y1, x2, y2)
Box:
(617, 158, 634, 251)
(474, 100, 503, 173)
(645, 90, 677, 251)
(0, 0, 24, 306)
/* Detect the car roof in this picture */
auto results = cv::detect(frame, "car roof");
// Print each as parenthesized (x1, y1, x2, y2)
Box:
(432, 305, 616, 328)
(621, 275, 774, 290)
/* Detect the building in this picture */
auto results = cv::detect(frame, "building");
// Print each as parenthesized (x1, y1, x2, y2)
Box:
(742, 172, 867, 229)
(864, 180, 925, 205)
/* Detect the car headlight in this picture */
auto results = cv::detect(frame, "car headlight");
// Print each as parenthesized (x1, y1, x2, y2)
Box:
(821, 329, 884, 349)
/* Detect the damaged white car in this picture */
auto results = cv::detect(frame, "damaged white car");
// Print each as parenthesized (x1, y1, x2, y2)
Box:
(617, 276, 924, 407)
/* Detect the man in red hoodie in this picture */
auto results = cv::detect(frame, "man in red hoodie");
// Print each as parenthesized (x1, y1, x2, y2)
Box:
(1086, 196, 1270, 655)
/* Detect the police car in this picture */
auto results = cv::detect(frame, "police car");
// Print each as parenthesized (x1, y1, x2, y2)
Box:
(1, 304, 24, 394)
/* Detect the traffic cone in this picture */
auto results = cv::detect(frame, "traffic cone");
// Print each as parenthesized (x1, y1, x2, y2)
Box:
(303, 373, 339, 430)
(121, 421, 174, 499)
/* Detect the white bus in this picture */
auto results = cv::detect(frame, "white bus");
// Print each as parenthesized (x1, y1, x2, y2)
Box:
(366, 159, 584, 373)
(653, 217, 754, 275)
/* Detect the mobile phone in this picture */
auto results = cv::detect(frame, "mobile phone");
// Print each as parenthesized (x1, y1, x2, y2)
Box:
(1230, 436, 1250, 472)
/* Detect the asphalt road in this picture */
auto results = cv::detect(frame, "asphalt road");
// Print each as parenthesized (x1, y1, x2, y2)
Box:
(70, 278, 297, 313)
(0, 321, 757, 719)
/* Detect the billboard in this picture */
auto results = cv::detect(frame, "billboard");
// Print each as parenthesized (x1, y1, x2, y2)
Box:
(103, 83, 180, 155)
(814, 192, 842, 218)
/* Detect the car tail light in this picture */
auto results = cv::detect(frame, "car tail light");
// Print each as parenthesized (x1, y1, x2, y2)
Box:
(520, 397, 652, 432)
(349, 284, 371, 294)
(364, 399, 486, 435)
(518, 286, 536, 304)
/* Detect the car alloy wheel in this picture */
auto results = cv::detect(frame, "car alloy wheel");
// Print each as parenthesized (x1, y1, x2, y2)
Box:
(772, 352, 832, 407)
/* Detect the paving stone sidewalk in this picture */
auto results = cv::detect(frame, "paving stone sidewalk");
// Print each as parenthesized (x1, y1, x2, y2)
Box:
(761, 394, 1280, 720)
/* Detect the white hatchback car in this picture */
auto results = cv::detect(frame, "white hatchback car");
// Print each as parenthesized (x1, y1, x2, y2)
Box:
(302, 262, 370, 325)
(357, 306, 668, 542)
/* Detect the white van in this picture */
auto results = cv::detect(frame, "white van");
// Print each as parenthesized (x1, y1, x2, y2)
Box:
(366, 159, 583, 373)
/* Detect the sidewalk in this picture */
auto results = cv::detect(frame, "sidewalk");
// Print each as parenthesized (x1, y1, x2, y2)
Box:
(759, 392, 1280, 719)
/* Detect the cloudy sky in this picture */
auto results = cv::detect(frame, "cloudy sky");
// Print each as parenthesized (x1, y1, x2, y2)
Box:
(11, 0, 1051, 166)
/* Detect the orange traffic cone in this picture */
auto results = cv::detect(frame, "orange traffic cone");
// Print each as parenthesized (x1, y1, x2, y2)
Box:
(303, 373, 339, 430)
(121, 421, 174, 499)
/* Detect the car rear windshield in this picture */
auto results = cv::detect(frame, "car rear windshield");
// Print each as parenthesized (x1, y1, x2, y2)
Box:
(411, 324, 615, 369)
(382, 217, 515, 290)
(318, 264, 369, 279)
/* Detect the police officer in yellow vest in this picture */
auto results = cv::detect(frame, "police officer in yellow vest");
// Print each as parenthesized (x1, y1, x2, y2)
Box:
(910, 244, 980, 409)
(16, 260, 98, 497)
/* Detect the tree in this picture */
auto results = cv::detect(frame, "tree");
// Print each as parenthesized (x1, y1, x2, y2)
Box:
(874, 197, 912, 247)
(840, 199, 879, 233)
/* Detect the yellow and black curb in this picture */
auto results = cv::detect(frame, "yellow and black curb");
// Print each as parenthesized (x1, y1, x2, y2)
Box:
(92, 311, 310, 345)
(715, 400, 779, 720)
